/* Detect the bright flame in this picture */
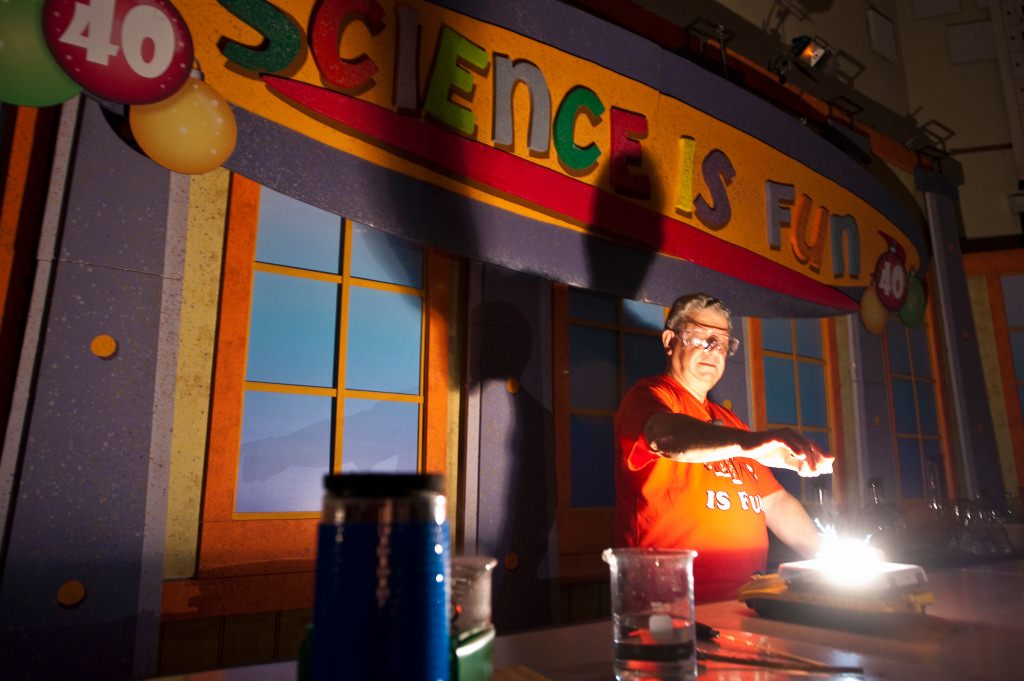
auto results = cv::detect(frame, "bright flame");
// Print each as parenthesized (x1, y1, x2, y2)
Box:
(812, 524, 886, 586)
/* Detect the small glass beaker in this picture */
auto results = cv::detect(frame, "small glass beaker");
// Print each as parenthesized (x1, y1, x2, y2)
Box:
(451, 555, 498, 639)
(602, 548, 698, 681)
(451, 556, 498, 681)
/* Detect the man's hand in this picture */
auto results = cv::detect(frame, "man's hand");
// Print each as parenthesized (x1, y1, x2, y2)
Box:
(744, 427, 834, 477)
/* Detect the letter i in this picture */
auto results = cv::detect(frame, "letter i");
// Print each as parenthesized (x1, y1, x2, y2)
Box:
(675, 136, 696, 214)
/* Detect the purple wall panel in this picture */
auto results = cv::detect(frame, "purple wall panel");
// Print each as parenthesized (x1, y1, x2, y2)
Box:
(474, 265, 558, 632)
(0, 100, 169, 678)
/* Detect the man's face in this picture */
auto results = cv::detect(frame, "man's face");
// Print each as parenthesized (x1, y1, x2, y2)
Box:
(662, 307, 731, 398)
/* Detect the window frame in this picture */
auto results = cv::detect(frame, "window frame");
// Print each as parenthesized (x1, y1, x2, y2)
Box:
(879, 295, 955, 503)
(747, 317, 846, 503)
(195, 174, 452, 581)
(552, 284, 666, 580)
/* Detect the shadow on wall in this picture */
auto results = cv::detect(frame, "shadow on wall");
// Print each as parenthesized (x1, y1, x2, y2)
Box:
(473, 159, 671, 632)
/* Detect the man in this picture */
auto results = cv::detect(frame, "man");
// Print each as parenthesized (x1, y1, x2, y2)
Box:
(614, 293, 833, 602)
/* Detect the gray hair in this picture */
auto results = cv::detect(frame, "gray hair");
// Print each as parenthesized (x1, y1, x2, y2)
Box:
(665, 293, 732, 332)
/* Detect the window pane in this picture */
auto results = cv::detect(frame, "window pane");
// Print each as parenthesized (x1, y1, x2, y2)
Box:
(624, 333, 665, 391)
(886, 320, 910, 375)
(897, 437, 923, 499)
(922, 440, 945, 501)
(802, 430, 832, 501)
(570, 415, 615, 507)
(345, 287, 422, 394)
(622, 299, 665, 331)
(256, 187, 342, 274)
(891, 379, 917, 434)
(1003, 274, 1024, 325)
(1012, 331, 1024, 381)
(764, 356, 797, 425)
(774, 468, 802, 499)
(798, 362, 828, 427)
(569, 288, 617, 324)
(916, 382, 938, 435)
(794, 319, 822, 358)
(236, 391, 331, 513)
(804, 430, 831, 455)
(247, 271, 338, 387)
(569, 325, 619, 410)
(761, 318, 792, 353)
(349, 222, 423, 287)
(341, 399, 419, 473)
(908, 326, 931, 378)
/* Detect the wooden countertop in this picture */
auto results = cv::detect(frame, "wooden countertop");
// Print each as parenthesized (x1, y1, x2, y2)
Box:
(152, 560, 1024, 680)
(492, 559, 1024, 680)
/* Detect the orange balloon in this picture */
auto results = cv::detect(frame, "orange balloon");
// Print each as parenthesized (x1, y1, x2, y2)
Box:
(860, 285, 887, 334)
(129, 77, 237, 174)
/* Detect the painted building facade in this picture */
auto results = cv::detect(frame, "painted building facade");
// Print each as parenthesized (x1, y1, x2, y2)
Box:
(0, 0, 1021, 678)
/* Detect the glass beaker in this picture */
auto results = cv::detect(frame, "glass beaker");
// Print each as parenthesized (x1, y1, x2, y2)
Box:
(602, 548, 698, 681)
(451, 555, 498, 640)
(451, 555, 498, 681)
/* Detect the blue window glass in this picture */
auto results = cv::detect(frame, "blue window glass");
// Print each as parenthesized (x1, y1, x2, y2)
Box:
(774, 468, 802, 499)
(886, 320, 910, 375)
(794, 319, 822, 358)
(803, 430, 833, 496)
(1012, 331, 1024, 381)
(804, 430, 831, 453)
(569, 288, 617, 324)
(345, 287, 422, 394)
(349, 222, 423, 287)
(891, 379, 917, 434)
(570, 415, 615, 507)
(569, 325, 619, 410)
(761, 318, 792, 353)
(622, 299, 665, 331)
(916, 383, 938, 435)
(798, 363, 827, 427)
(1003, 274, 1024, 325)
(908, 326, 931, 378)
(256, 187, 342, 274)
(236, 391, 332, 512)
(897, 437, 923, 499)
(246, 271, 338, 387)
(1019, 386, 1024, 422)
(922, 440, 945, 500)
(764, 356, 797, 424)
(624, 334, 666, 390)
(341, 398, 419, 473)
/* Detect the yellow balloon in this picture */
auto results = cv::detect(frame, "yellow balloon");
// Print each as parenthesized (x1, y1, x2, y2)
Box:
(129, 77, 237, 175)
(859, 285, 887, 334)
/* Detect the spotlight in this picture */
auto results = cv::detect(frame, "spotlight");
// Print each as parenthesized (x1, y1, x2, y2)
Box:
(792, 35, 831, 69)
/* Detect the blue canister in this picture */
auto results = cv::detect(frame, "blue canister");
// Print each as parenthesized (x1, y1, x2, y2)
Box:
(311, 473, 451, 681)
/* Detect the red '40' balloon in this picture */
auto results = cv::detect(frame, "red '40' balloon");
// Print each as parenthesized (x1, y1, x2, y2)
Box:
(43, 0, 192, 104)
(872, 250, 908, 312)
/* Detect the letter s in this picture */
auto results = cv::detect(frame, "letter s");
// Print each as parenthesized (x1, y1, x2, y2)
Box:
(218, 0, 303, 73)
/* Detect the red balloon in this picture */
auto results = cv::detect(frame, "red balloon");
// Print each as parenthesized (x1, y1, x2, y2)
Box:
(42, 0, 192, 105)
(872, 250, 908, 312)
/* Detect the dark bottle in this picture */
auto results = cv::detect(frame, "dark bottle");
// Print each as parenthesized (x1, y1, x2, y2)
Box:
(310, 473, 451, 681)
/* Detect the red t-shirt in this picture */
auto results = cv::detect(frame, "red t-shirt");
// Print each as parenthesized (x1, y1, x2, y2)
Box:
(613, 374, 783, 603)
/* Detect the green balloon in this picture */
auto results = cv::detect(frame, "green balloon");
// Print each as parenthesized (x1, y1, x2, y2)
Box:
(899, 274, 926, 327)
(0, 0, 80, 106)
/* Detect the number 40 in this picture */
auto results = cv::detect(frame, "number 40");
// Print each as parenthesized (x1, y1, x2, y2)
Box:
(59, 0, 177, 79)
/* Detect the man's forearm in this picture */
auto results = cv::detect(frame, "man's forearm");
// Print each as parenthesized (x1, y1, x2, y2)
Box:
(643, 412, 756, 462)
(763, 490, 821, 558)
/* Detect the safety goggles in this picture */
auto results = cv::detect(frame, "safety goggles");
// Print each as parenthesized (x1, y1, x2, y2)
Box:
(672, 321, 740, 357)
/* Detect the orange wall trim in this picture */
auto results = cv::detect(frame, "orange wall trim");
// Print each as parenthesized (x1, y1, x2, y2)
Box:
(985, 274, 1024, 489)
(162, 571, 314, 621)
